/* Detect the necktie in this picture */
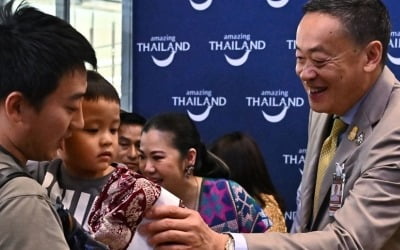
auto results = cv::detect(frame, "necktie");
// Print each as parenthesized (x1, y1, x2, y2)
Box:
(313, 118, 347, 218)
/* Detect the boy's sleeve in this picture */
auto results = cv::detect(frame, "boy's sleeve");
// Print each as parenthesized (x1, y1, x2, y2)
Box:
(26, 160, 50, 184)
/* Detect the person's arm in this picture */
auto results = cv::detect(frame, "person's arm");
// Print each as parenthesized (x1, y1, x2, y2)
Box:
(141, 161, 400, 250)
(242, 162, 400, 250)
(0, 177, 69, 249)
(140, 205, 228, 250)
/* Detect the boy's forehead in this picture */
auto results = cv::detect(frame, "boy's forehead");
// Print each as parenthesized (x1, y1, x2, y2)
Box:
(82, 99, 120, 120)
(82, 97, 120, 105)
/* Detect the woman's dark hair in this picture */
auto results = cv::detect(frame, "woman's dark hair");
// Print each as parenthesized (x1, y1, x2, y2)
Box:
(209, 131, 285, 212)
(142, 112, 230, 178)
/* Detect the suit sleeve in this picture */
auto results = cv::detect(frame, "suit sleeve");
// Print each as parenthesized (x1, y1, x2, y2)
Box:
(243, 162, 400, 249)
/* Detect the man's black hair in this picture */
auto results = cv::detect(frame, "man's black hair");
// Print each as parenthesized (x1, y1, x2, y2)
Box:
(119, 110, 146, 126)
(0, 0, 97, 109)
(303, 0, 390, 65)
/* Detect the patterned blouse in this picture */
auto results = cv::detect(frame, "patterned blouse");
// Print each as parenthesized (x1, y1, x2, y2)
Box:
(198, 178, 271, 233)
(261, 193, 287, 233)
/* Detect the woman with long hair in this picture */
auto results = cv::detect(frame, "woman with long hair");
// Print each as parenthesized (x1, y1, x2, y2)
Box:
(210, 131, 287, 232)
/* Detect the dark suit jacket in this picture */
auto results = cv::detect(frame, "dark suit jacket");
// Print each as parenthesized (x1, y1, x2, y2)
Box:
(244, 67, 400, 249)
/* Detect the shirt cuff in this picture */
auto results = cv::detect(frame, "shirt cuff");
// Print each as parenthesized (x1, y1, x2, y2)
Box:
(231, 233, 248, 250)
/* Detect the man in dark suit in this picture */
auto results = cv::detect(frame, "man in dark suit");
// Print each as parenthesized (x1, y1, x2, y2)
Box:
(139, 0, 400, 249)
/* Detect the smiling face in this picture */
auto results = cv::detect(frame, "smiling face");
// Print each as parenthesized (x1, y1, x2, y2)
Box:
(295, 12, 373, 115)
(59, 98, 120, 178)
(116, 123, 143, 171)
(139, 129, 189, 195)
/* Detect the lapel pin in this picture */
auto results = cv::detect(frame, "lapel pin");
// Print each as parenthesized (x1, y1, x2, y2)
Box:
(347, 126, 358, 141)
(356, 132, 364, 145)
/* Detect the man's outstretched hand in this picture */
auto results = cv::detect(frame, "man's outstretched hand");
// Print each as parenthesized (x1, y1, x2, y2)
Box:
(139, 205, 229, 250)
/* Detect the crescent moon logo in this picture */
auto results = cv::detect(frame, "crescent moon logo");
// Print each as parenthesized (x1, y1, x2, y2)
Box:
(187, 106, 213, 122)
(151, 50, 177, 67)
(224, 50, 251, 67)
(189, 0, 213, 11)
(262, 106, 289, 123)
(387, 53, 400, 65)
(266, 0, 289, 8)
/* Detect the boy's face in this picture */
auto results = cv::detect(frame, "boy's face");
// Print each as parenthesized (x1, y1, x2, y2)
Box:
(60, 98, 120, 178)
(20, 69, 86, 162)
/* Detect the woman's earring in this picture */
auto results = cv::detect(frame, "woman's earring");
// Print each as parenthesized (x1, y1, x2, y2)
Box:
(184, 165, 194, 178)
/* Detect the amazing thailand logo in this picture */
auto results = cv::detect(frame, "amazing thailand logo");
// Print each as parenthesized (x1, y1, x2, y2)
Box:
(209, 33, 266, 67)
(172, 89, 226, 122)
(266, 0, 289, 8)
(136, 35, 190, 67)
(388, 31, 400, 66)
(247, 89, 305, 123)
(189, 0, 213, 11)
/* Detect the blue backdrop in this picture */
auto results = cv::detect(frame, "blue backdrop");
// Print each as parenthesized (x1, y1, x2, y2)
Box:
(131, 0, 400, 229)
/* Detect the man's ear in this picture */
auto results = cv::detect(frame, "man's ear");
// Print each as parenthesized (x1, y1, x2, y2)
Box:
(363, 40, 383, 72)
(4, 92, 25, 123)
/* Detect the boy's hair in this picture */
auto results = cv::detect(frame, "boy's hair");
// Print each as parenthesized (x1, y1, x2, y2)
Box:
(85, 70, 120, 104)
(0, 0, 97, 110)
(119, 110, 146, 127)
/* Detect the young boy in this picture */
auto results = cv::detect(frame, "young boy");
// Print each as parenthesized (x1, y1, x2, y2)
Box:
(28, 70, 120, 230)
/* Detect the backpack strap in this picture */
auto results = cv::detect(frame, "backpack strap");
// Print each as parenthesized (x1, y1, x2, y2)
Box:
(0, 165, 109, 249)
(0, 166, 32, 189)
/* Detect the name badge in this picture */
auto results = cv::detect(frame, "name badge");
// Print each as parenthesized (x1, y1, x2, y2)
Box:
(329, 163, 345, 217)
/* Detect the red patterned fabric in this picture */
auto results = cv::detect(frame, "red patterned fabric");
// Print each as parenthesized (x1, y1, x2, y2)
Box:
(88, 165, 161, 250)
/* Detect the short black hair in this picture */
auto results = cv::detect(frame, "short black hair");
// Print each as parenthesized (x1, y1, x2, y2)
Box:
(0, 0, 97, 109)
(119, 110, 146, 126)
(303, 0, 391, 65)
(85, 70, 120, 104)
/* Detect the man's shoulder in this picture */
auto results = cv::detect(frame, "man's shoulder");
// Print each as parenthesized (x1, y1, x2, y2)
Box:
(0, 171, 47, 200)
(0, 153, 43, 198)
